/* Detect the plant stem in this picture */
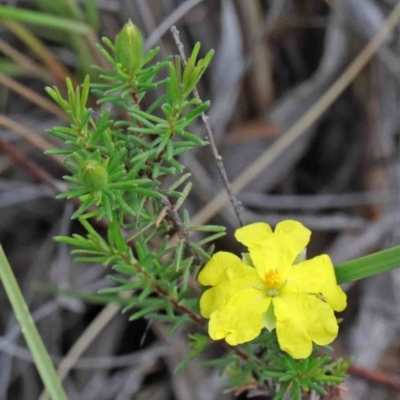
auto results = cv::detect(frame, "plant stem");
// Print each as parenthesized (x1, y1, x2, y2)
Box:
(0, 246, 69, 400)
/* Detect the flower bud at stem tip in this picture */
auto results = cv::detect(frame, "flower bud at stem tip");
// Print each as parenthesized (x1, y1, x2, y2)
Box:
(115, 21, 144, 72)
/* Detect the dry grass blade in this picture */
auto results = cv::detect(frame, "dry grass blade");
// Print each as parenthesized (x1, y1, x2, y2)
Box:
(0, 74, 67, 120)
(0, 115, 63, 164)
(3, 20, 76, 86)
(145, 0, 204, 49)
(235, 0, 274, 112)
(0, 137, 62, 190)
(238, 191, 393, 210)
(0, 37, 52, 83)
(38, 302, 122, 400)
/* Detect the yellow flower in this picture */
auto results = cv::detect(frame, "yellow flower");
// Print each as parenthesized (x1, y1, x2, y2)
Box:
(198, 220, 346, 359)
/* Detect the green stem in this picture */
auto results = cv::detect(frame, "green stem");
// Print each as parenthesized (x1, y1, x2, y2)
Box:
(0, 246, 68, 400)
(335, 245, 400, 284)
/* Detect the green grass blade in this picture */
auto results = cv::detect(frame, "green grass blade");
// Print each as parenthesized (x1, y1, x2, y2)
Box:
(85, 0, 99, 33)
(38, 0, 84, 21)
(0, 5, 89, 34)
(0, 246, 68, 400)
(335, 245, 400, 284)
(60, 0, 85, 20)
(0, 59, 25, 76)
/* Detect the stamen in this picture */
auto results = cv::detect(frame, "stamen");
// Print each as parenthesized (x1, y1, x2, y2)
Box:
(264, 268, 281, 289)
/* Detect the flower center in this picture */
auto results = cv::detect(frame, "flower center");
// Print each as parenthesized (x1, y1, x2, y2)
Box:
(264, 268, 282, 289)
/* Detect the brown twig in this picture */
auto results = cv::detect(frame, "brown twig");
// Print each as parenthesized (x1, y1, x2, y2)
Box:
(0, 114, 63, 163)
(348, 364, 400, 390)
(160, 195, 204, 267)
(0, 137, 62, 191)
(170, 25, 245, 227)
(0, 74, 67, 121)
(0, 37, 53, 83)
(4, 20, 76, 87)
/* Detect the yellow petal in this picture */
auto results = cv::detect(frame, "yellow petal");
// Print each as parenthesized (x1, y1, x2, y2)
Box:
(286, 255, 347, 311)
(198, 251, 254, 286)
(273, 290, 339, 359)
(275, 220, 311, 263)
(302, 293, 339, 346)
(272, 292, 312, 359)
(208, 288, 272, 345)
(234, 222, 272, 249)
(235, 221, 311, 283)
(200, 274, 260, 318)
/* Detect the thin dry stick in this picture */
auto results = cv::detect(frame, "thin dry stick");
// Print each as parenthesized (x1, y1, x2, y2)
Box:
(160, 195, 204, 266)
(171, 26, 245, 227)
(0, 137, 62, 191)
(145, 0, 204, 49)
(190, 1, 400, 226)
(0, 74, 67, 120)
(0, 38, 53, 83)
(38, 302, 122, 400)
(4, 20, 75, 87)
(0, 115, 63, 164)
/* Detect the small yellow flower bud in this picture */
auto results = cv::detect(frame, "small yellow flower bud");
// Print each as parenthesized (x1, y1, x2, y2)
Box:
(115, 21, 143, 72)
(79, 160, 108, 191)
